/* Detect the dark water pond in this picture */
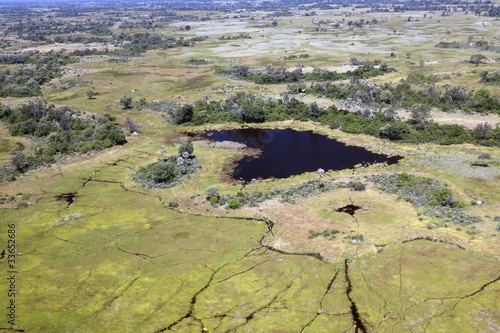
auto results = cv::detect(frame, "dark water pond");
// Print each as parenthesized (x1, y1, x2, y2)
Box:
(200, 128, 401, 181)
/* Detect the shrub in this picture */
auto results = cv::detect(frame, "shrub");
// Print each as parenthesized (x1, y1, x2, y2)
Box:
(210, 196, 219, 205)
(168, 201, 179, 208)
(236, 191, 244, 197)
(205, 186, 219, 198)
(478, 153, 491, 159)
(17, 201, 28, 208)
(7, 195, 15, 202)
(228, 199, 240, 209)
(347, 181, 366, 191)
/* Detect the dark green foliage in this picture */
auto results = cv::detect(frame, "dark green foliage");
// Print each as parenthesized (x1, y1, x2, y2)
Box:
(309, 77, 500, 115)
(120, 96, 133, 109)
(0, 50, 77, 97)
(161, 92, 499, 147)
(216, 64, 396, 84)
(133, 153, 201, 189)
(347, 181, 366, 191)
(480, 71, 500, 86)
(344, 234, 364, 243)
(228, 199, 240, 209)
(368, 173, 480, 226)
(150, 161, 176, 183)
(178, 139, 194, 156)
(172, 104, 193, 124)
(404, 73, 441, 85)
(11, 153, 26, 171)
(168, 201, 180, 208)
(308, 229, 340, 240)
(0, 100, 126, 178)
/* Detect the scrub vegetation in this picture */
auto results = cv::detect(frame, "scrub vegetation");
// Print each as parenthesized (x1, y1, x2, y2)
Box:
(1, 0, 500, 332)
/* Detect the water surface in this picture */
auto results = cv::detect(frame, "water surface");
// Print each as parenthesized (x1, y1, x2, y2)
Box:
(201, 128, 401, 181)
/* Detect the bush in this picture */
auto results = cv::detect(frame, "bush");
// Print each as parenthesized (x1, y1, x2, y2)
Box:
(17, 201, 28, 208)
(210, 196, 219, 205)
(168, 201, 179, 208)
(205, 186, 219, 198)
(228, 199, 240, 209)
(347, 181, 366, 191)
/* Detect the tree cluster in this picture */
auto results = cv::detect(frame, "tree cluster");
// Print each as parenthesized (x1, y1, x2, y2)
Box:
(154, 93, 500, 147)
(0, 100, 126, 175)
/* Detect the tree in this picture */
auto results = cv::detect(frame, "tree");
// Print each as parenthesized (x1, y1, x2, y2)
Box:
(120, 96, 132, 109)
(185, 25, 191, 31)
(379, 90, 394, 104)
(124, 117, 141, 133)
(317, 168, 325, 185)
(470, 54, 486, 66)
(86, 90, 97, 100)
(474, 122, 492, 140)
(236, 65, 249, 77)
(200, 94, 210, 105)
(12, 153, 26, 171)
(379, 122, 409, 140)
(178, 139, 193, 156)
(410, 104, 431, 127)
(151, 161, 176, 183)
(172, 104, 193, 124)
(251, 178, 257, 192)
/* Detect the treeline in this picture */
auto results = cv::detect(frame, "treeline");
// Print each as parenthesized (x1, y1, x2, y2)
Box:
(4, 18, 115, 42)
(0, 100, 126, 176)
(216, 63, 395, 85)
(153, 93, 500, 147)
(436, 41, 500, 53)
(0, 50, 78, 97)
(307, 77, 500, 115)
(110, 32, 208, 57)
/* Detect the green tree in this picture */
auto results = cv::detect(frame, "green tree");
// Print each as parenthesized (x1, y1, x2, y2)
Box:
(120, 96, 132, 109)
(178, 139, 193, 156)
(380, 90, 394, 104)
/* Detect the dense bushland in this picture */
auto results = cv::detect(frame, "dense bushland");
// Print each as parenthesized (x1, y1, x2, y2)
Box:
(0, 100, 126, 179)
(148, 93, 500, 146)
(216, 62, 396, 85)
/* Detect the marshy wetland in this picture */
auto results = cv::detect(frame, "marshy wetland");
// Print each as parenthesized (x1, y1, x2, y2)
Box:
(0, 0, 500, 332)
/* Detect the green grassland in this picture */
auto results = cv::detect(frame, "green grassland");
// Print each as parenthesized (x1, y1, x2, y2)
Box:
(1, 3, 500, 332)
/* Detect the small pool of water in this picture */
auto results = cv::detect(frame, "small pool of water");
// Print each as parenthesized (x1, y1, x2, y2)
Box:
(200, 128, 402, 181)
